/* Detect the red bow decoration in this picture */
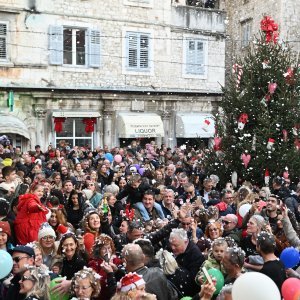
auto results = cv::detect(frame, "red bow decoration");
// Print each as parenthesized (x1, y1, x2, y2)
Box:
(83, 118, 97, 133)
(260, 16, 279, 43)
(125, 204, 135, 221)
(54, 117, 66, 133)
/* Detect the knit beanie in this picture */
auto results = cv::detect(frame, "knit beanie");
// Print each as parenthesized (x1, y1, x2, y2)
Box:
(0, 221, 11, 237)
(82, 189, 93, 201)
(118, 273, 145, 292)
(38, 222, 56, 240)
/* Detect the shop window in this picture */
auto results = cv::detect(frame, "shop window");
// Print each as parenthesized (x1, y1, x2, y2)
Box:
(241, 19, 252, 48)
(184, 39, 206, 76)
(125, 31, 151, 72)
(49, 26, 100, 67)
(0, 22, 8, 60)
(55, 118, 93, 148)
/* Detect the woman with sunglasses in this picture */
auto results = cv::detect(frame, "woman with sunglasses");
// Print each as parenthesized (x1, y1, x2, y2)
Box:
(19, 266, 50, 300)
(196, 221, 223, 257)
(14, 183, 48, 245)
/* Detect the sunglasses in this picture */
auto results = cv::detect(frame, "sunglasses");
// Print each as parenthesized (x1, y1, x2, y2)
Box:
(209, 228, 218, 232)
(13, 256, 29, 263)
(222, 220, 232, 225)
(181, 222, 191, 226)
(20, 275, 35, 282)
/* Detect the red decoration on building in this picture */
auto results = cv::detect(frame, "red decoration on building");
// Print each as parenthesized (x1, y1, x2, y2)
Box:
(83, 118, 97, 133)
(54, 117, 66, 133)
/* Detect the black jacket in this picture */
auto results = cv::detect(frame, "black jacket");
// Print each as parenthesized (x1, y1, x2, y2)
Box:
(61, 253, 87, 280)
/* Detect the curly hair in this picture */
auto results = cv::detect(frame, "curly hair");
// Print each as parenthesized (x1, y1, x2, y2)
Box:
(92, 234, 116, 258)
(204, 221, 223, 239)
(71, 267, 101, 298)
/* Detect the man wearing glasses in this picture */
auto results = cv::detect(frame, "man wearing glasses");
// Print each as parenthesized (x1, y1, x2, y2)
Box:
(221, 214, 241, 244)
(6, 245, 35, 300)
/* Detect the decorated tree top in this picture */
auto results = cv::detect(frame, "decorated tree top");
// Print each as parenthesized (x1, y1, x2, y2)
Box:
(204, 16, 300, 187)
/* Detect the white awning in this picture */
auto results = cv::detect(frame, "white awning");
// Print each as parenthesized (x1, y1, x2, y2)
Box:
(52, 111, 101, 118)
(118, 113, 164, 138)
(176, 113, 215, 138)
(0, 114, 30, 139)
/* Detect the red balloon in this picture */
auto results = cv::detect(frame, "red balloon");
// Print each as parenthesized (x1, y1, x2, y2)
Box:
(281, 278, 300, 300)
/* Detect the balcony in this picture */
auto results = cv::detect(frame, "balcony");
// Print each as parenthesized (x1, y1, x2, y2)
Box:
(171, 0, 226, 34)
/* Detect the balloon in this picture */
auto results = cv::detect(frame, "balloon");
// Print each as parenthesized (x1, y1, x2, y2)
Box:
(238, 203, 252, 218)
(280, 247, 300, 268)
(104, 153, 113, 163)
(138, 168, 145, 176)
(203, 268, 224, 295)
(0, 250, 13, 279)
(281, 278, 300, 300)
(50, 277, 69, 300)
(232, 272, 281, 300)
(114, 154, 122, 163)
(180, 298, 192, 300)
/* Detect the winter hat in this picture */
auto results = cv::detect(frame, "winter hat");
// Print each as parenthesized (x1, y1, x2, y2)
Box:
(118, 273, 145, 292)
(57, 224, 69, 235)
(38, 222, 56, 240)
(0, 221, 11, 236)
(82, 189, 93, 201)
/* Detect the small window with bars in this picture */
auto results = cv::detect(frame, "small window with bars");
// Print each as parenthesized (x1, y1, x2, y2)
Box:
(0, 23, 7, 60)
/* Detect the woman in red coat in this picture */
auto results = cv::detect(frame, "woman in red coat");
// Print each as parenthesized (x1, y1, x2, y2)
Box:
(14, 184, 48, 244)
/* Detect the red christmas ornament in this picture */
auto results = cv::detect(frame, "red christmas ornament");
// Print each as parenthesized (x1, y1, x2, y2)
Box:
(213, 137, 222, 151)
(282, 129, 288, 142)
(54, 117, 66, 133)
(284, 67, 295, 85)
(82, 118, 97, 133)
(264, 168, 270, 186)
(238, 113, 249, 130)
(295, 138, 300, 151)
(268, 82, 277, 94)
(241, 153, 251, 168)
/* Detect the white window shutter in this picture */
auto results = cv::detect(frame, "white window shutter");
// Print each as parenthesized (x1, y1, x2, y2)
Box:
(0, 23, 7, 59)
(49, 25, 63, 65)
(88, 29, 100, 67)
(140, 34, 149, 69)
(195, 41, 204, 74)
(127, 33, 138, 68)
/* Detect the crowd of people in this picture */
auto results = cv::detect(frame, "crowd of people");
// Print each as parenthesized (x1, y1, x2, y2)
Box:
(0, 139, 299, 300)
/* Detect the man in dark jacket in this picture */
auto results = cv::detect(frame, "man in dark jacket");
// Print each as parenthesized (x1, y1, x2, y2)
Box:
(122, 243, 175, 300)
(169, 228, 205, 296)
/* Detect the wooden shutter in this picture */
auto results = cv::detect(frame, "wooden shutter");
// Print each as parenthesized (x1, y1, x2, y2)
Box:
(140, 34, 149, 69)
(127, 32, 138, 68)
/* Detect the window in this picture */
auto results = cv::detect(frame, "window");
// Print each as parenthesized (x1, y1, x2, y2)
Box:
(241, 20, 252, 48)
(125, 32, 150, 71)
(124, 0, 152, 6)
(0, 22, 8, 60)
(55, 118, 93, 148)
(49, 26, 100, 67)
(184, 39, 205, 75)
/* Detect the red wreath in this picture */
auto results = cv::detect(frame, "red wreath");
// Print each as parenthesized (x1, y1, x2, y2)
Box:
(83, 118, 97, 133)
(54, 117, 66, 133)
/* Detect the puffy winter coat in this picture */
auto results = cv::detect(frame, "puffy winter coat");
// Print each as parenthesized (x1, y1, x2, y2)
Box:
(14, 193, 47, 244)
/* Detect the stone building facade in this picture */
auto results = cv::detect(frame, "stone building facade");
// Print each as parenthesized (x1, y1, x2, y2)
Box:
(225, 0, 300, 70)
(0, 0, 226, 151)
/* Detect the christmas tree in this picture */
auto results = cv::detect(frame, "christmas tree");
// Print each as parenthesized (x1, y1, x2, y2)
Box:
(204, 16, 300, 187)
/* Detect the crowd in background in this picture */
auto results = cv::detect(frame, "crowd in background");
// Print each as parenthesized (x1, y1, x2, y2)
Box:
(0, 139, 299, 300)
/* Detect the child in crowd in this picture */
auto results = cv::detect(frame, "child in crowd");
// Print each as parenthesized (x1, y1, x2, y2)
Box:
(196, 237, 228, 284)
